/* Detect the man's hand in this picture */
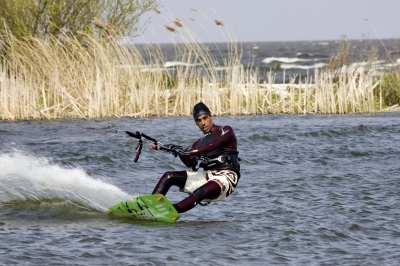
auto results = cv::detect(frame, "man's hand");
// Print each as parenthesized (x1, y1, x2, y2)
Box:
(163, 144, 183, 157)
(178, 148, 190, 157)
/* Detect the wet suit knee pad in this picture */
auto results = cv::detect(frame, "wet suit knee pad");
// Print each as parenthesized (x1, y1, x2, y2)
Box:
(192, 187, 206, 199)
(152, 171, 187, 195)
(192, 180, 221, 202)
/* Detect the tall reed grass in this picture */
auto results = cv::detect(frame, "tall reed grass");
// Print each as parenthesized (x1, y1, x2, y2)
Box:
(0, 22, 394, 120)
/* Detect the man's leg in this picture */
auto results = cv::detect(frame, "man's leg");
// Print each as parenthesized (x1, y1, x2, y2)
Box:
(173, 180, 221, 213)
(152, 171, 187, 195)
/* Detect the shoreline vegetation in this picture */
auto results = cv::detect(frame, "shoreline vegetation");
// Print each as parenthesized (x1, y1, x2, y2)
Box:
(1, 22, 400, 120)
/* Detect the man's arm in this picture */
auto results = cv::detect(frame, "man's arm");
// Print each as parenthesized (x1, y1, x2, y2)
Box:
(178, 142, 198, 168)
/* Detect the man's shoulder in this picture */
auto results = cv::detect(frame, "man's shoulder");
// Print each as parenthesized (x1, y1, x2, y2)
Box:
(212, 124, 233, 130)
(212, 124, 234, 136)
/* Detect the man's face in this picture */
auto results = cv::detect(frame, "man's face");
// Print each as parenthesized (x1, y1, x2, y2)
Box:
(195, 115, 213, 133)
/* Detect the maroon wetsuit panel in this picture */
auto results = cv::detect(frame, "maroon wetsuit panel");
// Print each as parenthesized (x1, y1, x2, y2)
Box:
(173, 180, 221, 213)
(179, 124, 238, 168)
(152, 171, 187, 195)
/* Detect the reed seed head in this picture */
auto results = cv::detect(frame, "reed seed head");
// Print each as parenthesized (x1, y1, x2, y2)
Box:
(214, 20, 224, 26)
(91, 18, 103, 29)
(154, 8, 161, 14)
(104, 22, 114, 31)
(173, 20, 183, 27)
(164, 25, 176, 32)
(91, 18, 114, 31)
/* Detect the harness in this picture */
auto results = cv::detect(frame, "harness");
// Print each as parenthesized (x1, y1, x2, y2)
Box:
(198, 152, 241, 176)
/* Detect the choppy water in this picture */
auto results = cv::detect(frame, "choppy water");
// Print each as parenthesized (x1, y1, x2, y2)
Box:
(1, 113, 400, 265)
(139, 39, 400, 83)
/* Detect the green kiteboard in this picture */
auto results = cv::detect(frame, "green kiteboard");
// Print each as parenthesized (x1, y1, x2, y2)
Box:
(108, 194, 180, 223)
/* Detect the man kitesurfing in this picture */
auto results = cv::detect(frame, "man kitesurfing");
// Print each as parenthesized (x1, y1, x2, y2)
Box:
(152, 102, 241, 213)
(106, 102, 241, 221)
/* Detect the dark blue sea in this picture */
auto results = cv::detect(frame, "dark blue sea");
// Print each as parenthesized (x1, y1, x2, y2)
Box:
(1, 111, 400, 265)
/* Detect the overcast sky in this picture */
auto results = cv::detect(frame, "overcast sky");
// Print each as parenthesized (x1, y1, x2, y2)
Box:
(133, 0, 399, 43)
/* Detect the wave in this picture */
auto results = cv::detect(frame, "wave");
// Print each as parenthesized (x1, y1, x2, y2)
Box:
(0, 151, 132, 216)
(280, 62, 328, 70)
(262, 57, 321, 64)
(164, 61, 203, 68)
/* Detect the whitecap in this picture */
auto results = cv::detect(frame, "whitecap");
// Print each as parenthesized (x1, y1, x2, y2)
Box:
(164, 61, 202, 67)
(262, 57, 316, 64)
(280, 62, 327, 69)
